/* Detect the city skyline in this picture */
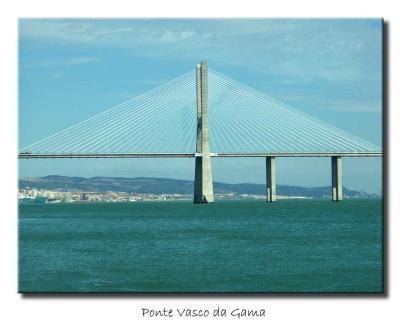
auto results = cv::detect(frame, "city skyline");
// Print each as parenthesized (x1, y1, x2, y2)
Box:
(18, 19, 382, 193)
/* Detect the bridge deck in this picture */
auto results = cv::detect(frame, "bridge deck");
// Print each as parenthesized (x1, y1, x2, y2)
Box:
(18, 152, 383, 159)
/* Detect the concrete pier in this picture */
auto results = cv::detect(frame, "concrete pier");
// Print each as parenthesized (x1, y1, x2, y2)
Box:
(331, 156, 343, 201)
(266, 156, 276, 202)
(194, 61, 214, 203)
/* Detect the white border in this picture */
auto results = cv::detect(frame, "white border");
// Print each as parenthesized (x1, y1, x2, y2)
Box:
(1, 1, 397, 329)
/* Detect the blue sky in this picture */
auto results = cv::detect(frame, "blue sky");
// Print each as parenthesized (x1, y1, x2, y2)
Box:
(18, 19, 382, 193)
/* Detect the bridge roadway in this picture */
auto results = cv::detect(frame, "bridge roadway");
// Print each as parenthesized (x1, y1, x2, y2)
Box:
(18, 152, 382, 159)
(18, 151, 382, 202)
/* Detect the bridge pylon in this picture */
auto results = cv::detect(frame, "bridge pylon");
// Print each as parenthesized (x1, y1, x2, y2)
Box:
(194, 61, 214, 203)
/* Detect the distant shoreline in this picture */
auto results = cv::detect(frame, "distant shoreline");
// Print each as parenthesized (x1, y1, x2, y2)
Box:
(18, 197, 382, 206)
(18, 175, 381, 202)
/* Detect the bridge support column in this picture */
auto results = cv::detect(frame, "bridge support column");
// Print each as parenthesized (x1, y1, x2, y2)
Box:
(331, 156, 343, 201)
(194, 61, 214, 203)
(194, 155, 214, 203)
(266, 156, 276, 202)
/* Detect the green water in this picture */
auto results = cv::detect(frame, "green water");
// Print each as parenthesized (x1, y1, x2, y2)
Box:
(18, 200, 383, 293)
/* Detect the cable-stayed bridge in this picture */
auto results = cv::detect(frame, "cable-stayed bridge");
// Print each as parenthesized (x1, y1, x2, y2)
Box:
(19, 61, 382, 203)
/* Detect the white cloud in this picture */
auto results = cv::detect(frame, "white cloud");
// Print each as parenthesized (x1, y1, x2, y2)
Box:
(21, 56, 101, 69)
(66, 56, 100, 65)
(19, 19, 382, 94)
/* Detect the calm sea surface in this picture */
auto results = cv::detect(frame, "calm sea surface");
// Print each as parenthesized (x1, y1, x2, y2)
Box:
(19, 200, 383, 293)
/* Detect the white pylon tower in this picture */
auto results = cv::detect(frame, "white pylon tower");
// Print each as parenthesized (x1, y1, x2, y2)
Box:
(194, 60, 214, 203)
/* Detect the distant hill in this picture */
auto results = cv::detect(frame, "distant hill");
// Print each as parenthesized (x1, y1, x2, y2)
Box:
(18, 175, 379, 199)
